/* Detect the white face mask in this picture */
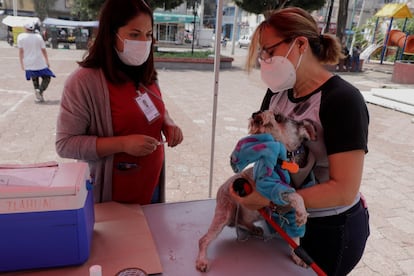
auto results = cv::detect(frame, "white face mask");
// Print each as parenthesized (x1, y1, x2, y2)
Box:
(116, 34, 152, 66)
(260, 39, 303, 93)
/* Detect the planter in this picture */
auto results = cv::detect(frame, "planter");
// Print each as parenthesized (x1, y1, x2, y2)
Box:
(154, 56, 234, 70)
(392, 60, 414, 84)
(324, 59, 364, 72)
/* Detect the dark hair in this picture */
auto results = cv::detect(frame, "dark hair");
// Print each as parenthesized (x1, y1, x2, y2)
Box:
(79, 0, 157, 86)
(247, 7, 342, 69)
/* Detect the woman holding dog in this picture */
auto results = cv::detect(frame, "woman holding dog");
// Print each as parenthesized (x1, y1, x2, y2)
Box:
(230, 7, 370, 276)
(55, 0, 183, 204)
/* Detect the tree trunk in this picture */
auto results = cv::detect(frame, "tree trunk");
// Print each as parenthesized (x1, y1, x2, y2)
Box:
(324, 0, 334, 34)
(336, 0, 350, 43)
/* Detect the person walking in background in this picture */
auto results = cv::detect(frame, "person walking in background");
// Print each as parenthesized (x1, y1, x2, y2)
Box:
(55, 0, 183, 205)
(231, 7, 370, 275)
(339, 43, 350, 71)
(351, 44, 361, 72)
(17, 22, 55, 103)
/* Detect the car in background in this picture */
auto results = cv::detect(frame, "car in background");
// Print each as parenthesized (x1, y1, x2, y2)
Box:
(238, 35, 251, 48)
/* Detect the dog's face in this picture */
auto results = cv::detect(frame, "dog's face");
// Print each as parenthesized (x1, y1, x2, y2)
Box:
(248, 110, 317, 153)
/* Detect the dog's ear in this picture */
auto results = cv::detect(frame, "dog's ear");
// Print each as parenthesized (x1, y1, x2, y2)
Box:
(299, 119, 317, 141)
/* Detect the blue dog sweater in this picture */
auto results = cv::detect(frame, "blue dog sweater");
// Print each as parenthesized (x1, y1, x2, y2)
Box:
(230, 133, 306, 238)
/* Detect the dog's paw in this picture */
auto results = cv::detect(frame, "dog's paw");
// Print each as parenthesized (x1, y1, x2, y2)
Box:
(287, 193, 308, 226)
(196, 258, 210, 272)
(290, 239, 308, 268)
(295, 208, 308, 226)
(291, 251, 308, 268)
(251, 225, 264, 236)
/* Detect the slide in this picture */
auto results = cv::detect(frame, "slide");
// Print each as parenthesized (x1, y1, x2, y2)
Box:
(360, 43, 383, 60)
(387, 29, 414, 54)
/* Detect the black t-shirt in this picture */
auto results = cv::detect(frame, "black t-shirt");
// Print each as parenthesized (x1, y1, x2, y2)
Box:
(260, 75, 369, 185)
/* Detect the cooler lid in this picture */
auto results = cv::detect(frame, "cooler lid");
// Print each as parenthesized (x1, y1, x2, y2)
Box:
(0, 162, 84, 199)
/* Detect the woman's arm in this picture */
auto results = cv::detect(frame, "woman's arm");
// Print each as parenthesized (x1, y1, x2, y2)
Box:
(297, 149, 364, 208)
(41, 48, 50, 68)
(229, 149, 364, 210)
(96, 134, 160, 158)
(19, 48, 24, 70)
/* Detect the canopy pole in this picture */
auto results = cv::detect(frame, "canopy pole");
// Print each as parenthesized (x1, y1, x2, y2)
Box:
(13, 0, 17, 16)
(208, 0, 224, 198)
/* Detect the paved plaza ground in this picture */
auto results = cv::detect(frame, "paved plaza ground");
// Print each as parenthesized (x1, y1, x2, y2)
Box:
(1, 41, 414, 275)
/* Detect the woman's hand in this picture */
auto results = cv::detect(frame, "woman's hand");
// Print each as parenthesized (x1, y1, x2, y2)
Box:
(121, 134, 160, 156)
(162, 123, 183, 147)
(162, 110, 183, 147)
(228, 184, 270, 211)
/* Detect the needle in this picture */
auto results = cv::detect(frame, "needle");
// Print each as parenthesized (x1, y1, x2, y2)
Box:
(157, 140, 167, 146)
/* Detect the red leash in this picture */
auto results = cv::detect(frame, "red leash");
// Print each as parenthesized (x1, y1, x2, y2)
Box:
(233, 178, 327, 276)
(258, 208, 326, 276)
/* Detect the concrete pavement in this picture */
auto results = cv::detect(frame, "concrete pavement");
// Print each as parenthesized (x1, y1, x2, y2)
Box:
(1, 41, 414, 275)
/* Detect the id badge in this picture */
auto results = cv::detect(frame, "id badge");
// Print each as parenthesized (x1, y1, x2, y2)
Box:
(135, 93, 160, 123)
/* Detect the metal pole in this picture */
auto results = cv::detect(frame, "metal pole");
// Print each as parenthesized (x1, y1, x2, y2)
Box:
(380, 17, 393, 64)
(13, 0, 17, 16)
(191, 2, 197, 54)
(208, 0, 224, 198)
(397, 18, 408, 61)
(199, 0, 204, 30)
(398, 33, 408, 61)
(230, 5, 239, 55)
(371, 17, 379, 44)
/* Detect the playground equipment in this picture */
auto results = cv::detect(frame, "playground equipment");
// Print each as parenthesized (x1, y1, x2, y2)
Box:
(387, 29, 414, 54)
(370, 3, 414, 84)
(374, 3, 413, 64)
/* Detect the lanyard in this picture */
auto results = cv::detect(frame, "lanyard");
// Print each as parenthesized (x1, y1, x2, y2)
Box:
(137, 83, 163, 103)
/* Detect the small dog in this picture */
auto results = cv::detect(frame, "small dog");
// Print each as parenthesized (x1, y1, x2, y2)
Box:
(195, 110, 317, 272)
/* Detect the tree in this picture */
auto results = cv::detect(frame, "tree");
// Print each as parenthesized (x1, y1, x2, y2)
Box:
(324, 0, 334, 34)
(34, 0, 58, 20)
(147, 0, 184, 10)
(336, 0, 349, 43)
(71, 0, 186, 20)
(71, 0, 105, 20)
(234, 0, 326, 18)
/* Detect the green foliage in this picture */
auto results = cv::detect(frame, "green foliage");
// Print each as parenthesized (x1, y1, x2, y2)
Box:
(71, 0, 105, 20)
(353, 16, 384, 50)
(147, 0, 185, 10)
(288, 0, 326, 12)
(234, 0, 326, 17)
(155, 50, 213, 58)
(71, 0, 185, 20)
(401, 54, 414, 61)
(395, 18, 414, 35)
(234, 0, 280, 15)
(34, 0, 58, 20)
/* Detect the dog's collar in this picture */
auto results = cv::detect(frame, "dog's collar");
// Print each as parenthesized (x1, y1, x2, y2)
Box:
(287, 144, 305, 159)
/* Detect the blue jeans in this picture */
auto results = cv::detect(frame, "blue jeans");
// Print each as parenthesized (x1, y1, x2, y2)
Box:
(301, 199, 370, 276)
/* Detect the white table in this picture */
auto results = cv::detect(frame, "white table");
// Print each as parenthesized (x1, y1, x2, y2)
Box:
(143, 199, 316, 275)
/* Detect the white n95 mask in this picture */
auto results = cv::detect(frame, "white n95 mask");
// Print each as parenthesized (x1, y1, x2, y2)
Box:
(260, 39, 302, 93)
(116, 35, 152, 66)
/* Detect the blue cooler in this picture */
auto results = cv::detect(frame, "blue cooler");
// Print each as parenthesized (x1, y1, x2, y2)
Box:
(0, 162, 94, 272)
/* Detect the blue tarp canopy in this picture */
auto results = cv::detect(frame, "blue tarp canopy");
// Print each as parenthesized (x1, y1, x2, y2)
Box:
(42, 17, 98, 28)
(154, 12, 199, 24)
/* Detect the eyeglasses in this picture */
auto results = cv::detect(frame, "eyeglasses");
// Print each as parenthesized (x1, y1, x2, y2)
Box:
(259, 38, 292, 63)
